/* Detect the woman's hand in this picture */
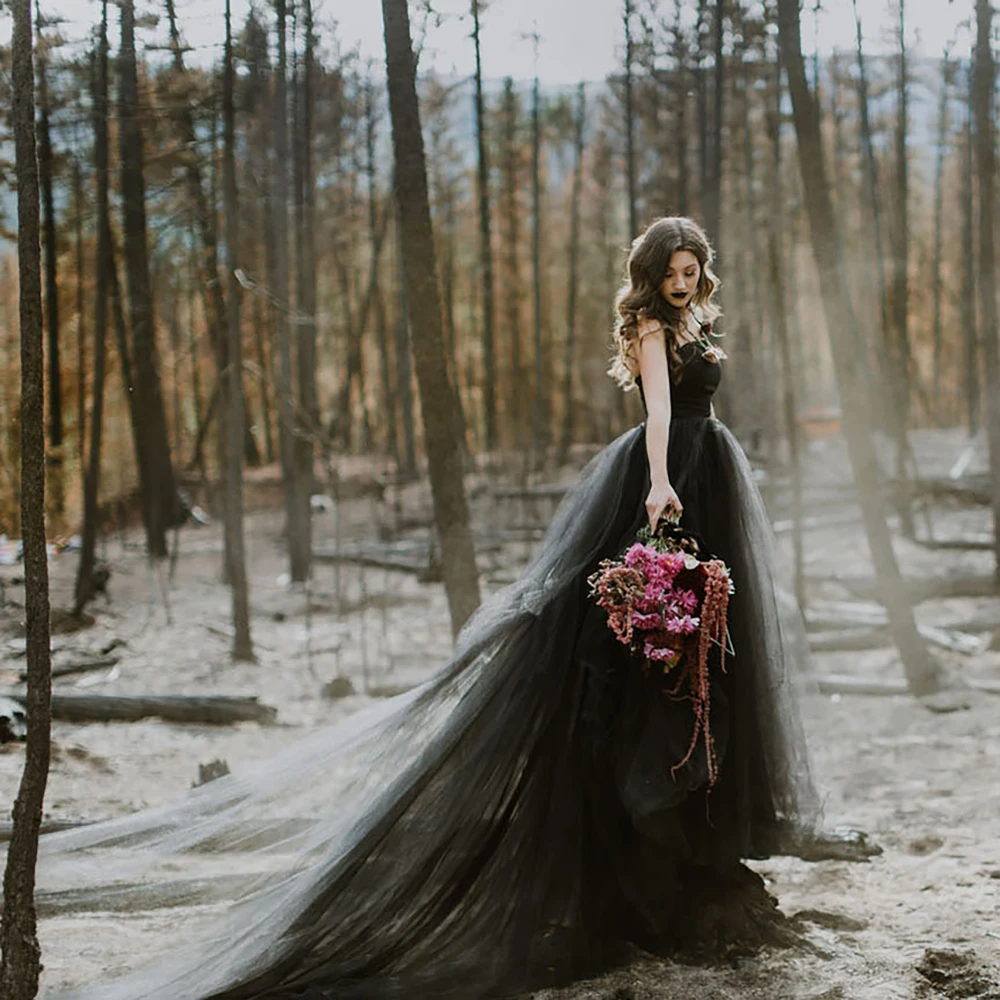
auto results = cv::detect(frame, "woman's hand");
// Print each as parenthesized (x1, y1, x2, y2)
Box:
(646, 480, 682, 535)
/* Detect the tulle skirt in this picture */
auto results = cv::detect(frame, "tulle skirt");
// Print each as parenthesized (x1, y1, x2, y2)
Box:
(19, 417, 819, 1000)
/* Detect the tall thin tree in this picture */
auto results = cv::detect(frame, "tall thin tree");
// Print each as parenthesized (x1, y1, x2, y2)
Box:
(890, 0, 915, 536)
(530, 34, 546, 455)
(500, 77, 524, 450)
(672, 0, 690, 215)
(36, 4, 63, 517)
(223, 0, 253, 660)
(695, 0, 709, 216)
(851, 0, 911, 521)
(973, 0, 1000, 582)
(704, 0, 725, 255)
(273, 0, 309, 581)
(765, 51, 804, 610)
(381, 0, 481, 634)
(930, 48, 951, 417)
(392, 205, 418, 479)
(164, 0, 228, 374)
(119, 0, 178, 558)
(776, 0, 939, 697)
(558, 82, 586, 462)
(472, 0, 497, 451)
(292, 0, 317, 572)
(0, 0, 52, 993)
(74, 159, 86, 497)
(624, 0, 637, 240)
(366, 80, 398, 463)
(960, 71, 979, 436)
(73, 4, 111, 617)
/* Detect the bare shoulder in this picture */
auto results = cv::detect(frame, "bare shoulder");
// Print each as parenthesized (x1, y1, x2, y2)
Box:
(636, 315, 665, 341)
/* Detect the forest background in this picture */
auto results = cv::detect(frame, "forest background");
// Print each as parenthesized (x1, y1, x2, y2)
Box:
(0, 0, 993, 557)
(1, 0, 1000, 995)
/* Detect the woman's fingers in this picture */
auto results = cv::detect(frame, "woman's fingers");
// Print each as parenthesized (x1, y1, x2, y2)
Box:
(646, 500, 665, 534)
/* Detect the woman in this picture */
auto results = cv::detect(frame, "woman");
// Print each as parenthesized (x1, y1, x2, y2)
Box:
(26, 217, 820, 999)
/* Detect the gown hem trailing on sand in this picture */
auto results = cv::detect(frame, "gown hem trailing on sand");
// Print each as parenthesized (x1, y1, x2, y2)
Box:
(12, 338, 819, 1000)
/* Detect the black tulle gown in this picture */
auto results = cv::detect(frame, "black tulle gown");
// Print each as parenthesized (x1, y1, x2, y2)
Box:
(25, 339, 819, 1000)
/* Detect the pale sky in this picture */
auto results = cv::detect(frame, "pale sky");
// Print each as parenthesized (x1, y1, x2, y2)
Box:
(3, 0, 974, 85)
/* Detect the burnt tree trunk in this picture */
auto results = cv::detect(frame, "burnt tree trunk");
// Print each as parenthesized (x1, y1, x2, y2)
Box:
(672, 0, 689, 215)
(530, 62, 547, 456)
(696, 0, 709, 219)
(500, 77, 524, 451)
(961, 74, 979, 436)
(73, 5, 111, 618)
(74, 160, 86, 497)
(273, 0, 309, 581)
(36, 15, 63, 517)
(366, 81, 399, 464)
(766, 54, 804, 610)
(851, 0, 894, 416)
(292, 0, 317, 570)
(890, 0, 915, 536)
(0, 0, 52, 992)
(624, 0, 637, 239)
(472, 0, 497, 451)
(973, 0, 1000, 583)
(222, 0, 253, 661)
(851, 0, 913, 527)
(119, 0, 178, 557)
(558, 82, 586, 462)
(777, 0, 940, 697)
(930, 50, 951, 418)
(381, 0, 481, 633)
(704, 0, 725, 256)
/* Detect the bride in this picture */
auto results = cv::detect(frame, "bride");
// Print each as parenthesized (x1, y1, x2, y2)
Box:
(14, 217, 822, 999)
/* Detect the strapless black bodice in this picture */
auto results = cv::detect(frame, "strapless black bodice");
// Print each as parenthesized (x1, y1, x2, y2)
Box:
(636, 340, 722, 418)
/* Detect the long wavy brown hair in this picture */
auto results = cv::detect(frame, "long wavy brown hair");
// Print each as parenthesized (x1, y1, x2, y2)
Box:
(608, 216, 722, 389)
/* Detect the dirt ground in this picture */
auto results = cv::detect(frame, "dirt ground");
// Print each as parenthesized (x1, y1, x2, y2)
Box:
(1, 428, 999, 999)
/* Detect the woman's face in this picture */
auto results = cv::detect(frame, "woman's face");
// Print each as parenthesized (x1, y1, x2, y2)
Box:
(659, 249, 701, 309)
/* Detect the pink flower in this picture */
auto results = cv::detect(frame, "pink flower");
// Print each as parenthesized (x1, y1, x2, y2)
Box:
(624, 544, 653, 570)
(657, 551, 685, 577)
(663, 614, 700, 635)
(674, 588, 700, 614)
(631, 611, 662, 630)
(644, 642, 681, 666)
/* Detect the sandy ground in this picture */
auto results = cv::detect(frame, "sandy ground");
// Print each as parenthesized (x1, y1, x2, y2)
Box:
(1, 428, 999, 999)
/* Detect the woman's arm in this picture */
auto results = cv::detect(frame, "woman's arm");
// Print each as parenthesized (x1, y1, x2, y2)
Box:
(635, 319, 682, 529)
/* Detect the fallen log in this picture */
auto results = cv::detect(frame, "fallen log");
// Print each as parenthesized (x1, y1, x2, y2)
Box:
(817, 675, 909, 696)
(489, 484, 568, 501)
(0, 818, 91, 843)
(806, 601, 1000, 636)
(804, 600, 888, 631)
(807, 573, 997, 603)
(817, 675, 1000, 697)
(0, 692, 277, 725)
(912, 536, 994, 552)
(909, 474, 992, 505)
(313, 537, 503, 577)
(19, 656, 119, 682)
(772, 510, 862, 535)
(809, 625, 986, 656)
(808, 627, 890, 652)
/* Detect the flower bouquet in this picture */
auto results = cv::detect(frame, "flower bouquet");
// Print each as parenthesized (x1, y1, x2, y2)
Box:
(586, 514, 734, 785)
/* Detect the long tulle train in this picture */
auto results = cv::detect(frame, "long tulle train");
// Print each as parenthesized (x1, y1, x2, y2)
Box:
(9, 420, 819, 999)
